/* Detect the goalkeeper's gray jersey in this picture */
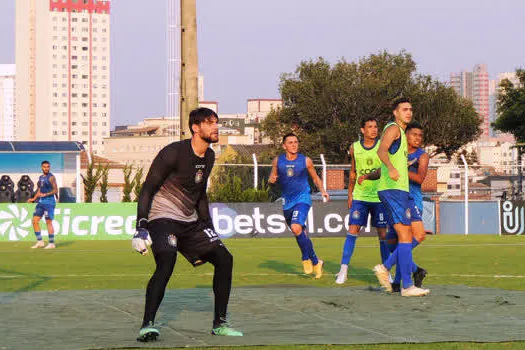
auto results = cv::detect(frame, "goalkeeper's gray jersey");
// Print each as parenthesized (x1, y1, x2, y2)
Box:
(136, 139, 214, 224)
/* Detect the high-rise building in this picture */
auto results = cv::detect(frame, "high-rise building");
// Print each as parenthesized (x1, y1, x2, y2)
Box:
(450, 64, 490, 139)
(489, 72, 520, 139)
(15, 0, 111, 154)
(0, 65, 16, 141)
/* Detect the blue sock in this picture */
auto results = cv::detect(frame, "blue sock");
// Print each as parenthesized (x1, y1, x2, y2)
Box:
(384, 247, 397, 270)
(341, 234, 358, 265)
(305, 235, 319, 266)
(295, 232, 310, 261)
(398, 243, 413, 289)
(35, 231, 42, 241)
(379, 240, 390, 264)
(48, 234, 55, 244)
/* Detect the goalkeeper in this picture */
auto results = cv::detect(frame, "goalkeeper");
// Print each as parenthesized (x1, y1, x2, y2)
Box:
(132, 107, 243, 342)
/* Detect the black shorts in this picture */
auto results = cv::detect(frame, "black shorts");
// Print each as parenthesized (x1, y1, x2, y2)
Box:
(148, 218, 224, 266)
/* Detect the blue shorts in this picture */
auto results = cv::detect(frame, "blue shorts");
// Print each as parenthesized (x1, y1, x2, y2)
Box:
(33, 202, 55, 220)
(283, 203, 310, 228)
(348, 200, 387, 228)
(378, 189, 421, 226)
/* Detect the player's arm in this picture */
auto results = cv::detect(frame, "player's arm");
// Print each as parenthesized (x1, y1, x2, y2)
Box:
(136, 147, 177, 228)
(408, 153, 429, 184)
(306, 157, 329, 202)
(377, 125, 401, 181)
(28, 183, 41, 203)
(358, 168, 381, 184)
(348, 145, 356, 208)
(197, 156, 215, 224)
(268, 157, 278, 184)
(46, 176, 59, 197)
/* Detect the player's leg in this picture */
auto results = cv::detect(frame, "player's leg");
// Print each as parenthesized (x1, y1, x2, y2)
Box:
(294, 203, 323, 278)
(31, 204, 45, 248)
(284, 207, 311, 273)
(372, 202, 389, 264)
(374, 190, 428, 295)
(287, 203, 322, 276)
(44, 205, 56, 249)
(409, 203, 428, 288)
(202, 246, 242, 336)
(336, 200, 367, 284)
(138, 219, 178, 342)
(179, 222, 242, 336)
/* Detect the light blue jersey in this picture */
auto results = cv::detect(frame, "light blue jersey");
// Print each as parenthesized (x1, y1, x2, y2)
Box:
(37, 173, 56, 205)
(277, 153, 312, 210)
(408, 148, 426, 211)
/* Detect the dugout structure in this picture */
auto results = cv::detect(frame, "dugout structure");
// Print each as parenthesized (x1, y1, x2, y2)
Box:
(0, 141, 84, 203)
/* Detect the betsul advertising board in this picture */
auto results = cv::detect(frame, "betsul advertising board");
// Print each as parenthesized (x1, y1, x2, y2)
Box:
(0, 202, 377, 241)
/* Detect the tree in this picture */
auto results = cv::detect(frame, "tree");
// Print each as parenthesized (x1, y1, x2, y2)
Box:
(260, 51, 481, 162)
(492, 69, 525, 142)
(81, 154, 103, 203)
(122, 164, 134, 202)
(407, 75, 481, 159)
(133, 166, 144, 202)
(98, 164, 110, 203)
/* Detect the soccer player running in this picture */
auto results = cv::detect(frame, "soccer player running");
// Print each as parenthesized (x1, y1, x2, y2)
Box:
(28, 160, 58, 249)
(268, 133, 329, 279)
(335, 117, 389, 285)
(132, 108, 243, 342)
(387, 121, 429, 292)
(373, 98, 430, 297)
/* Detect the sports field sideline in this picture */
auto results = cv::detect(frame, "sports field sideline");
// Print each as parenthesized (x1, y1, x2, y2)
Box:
(1, 235, 524, 349)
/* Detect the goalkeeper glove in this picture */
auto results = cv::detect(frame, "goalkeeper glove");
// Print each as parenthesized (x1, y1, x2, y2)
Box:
(132, 227, 152, 256)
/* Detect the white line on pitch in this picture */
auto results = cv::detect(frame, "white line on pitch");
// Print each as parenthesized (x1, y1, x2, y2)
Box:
(1, 273, 524, 279)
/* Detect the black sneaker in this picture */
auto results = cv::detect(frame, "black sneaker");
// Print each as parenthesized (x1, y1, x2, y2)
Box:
(413, 267, 427, 288)
(391, 283, 401, 293)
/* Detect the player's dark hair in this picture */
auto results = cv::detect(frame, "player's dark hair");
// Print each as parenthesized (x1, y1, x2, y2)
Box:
(406, 121, 423, 133)
(360, 117, 378, 128)
(41, 160, 50, 166)
(189, 107, 219, 135)
(392, 97, 411, 111)
(282, 132, 299, 144)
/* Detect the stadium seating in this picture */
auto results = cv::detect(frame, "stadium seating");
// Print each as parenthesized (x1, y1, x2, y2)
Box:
(0, 176, 15, 203)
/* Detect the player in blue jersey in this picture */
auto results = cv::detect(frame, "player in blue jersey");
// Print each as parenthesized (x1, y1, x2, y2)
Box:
(373, 98, 429, 297)
(387, 121, 429, 292)
(28, 160, 58, 249)
(268, 133, 329, 279)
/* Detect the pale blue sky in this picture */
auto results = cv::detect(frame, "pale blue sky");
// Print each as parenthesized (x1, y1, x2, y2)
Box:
(0, 0, 523, 128)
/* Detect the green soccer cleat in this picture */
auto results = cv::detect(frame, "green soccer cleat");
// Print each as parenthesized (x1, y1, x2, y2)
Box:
(211, 324, 243, 336)
(137, 323, 160, 342)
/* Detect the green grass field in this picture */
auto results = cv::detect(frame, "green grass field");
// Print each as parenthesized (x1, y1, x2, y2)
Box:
(1, 234, 524, 349)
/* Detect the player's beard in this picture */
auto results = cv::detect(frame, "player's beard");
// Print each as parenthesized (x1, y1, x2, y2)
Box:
(202, 135, 218, 144)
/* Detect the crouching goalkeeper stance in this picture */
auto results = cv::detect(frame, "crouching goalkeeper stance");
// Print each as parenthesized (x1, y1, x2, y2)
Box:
(132, 107, 243, 342)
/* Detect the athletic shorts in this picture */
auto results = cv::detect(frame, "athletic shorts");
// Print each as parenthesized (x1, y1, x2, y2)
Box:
(283, 203, 310, 228)
(148, 218, 224, 266)
(33, 202, 55, 220)
(378, 189, 422, 226)
(348, 200, 387, 228)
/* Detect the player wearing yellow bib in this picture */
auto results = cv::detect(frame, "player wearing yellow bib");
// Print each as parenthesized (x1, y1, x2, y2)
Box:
(373, 98, 429, 297)
(335, 117, 388, 285)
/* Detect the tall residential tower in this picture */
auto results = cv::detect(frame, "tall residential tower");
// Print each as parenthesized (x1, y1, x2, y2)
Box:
(450, 64, 489, 139)
(16, 0, 111, 154)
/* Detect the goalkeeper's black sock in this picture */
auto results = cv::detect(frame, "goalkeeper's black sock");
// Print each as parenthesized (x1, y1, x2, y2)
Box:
(203, 246, 233, 328)
(142, 251, 177, 328)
